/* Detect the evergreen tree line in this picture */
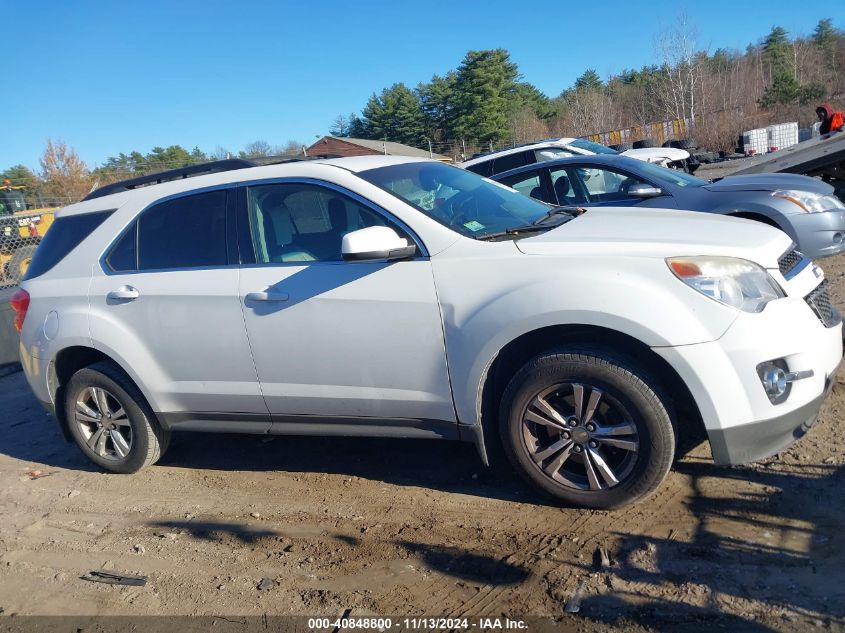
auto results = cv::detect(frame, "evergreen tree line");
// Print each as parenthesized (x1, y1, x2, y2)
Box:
(329, 18, 844, 155)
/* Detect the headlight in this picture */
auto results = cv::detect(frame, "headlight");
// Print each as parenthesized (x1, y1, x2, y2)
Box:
(772, 189, 845, 213)
(667, 256, 785, 313)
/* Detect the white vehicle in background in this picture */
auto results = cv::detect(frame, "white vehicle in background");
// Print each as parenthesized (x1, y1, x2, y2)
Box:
(461, 138, 690, 177)
(12, 155, 842, 509)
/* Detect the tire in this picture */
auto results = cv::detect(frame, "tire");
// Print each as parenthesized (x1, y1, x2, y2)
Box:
(7, 245, 37, 284)
(499, 348, 675, 509)
(632, 139, 657, 149)
(64, 361, 169, 473)
(609, 143, 631, 152)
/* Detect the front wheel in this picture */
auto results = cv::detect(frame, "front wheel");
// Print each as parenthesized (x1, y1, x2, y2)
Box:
(64, 362, 169, 473)
(499, 349, 675, 509)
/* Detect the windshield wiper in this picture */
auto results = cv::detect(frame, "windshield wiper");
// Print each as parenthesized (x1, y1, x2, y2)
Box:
(477, 217, 575, 241)
(531, 206, 586, 225)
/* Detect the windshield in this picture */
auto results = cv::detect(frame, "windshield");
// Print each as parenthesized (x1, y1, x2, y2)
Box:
(0, 190, 26, 215)
(569, 139, 619, 155)
(632, 160, 707, 188)
(358, 162, 556, 239)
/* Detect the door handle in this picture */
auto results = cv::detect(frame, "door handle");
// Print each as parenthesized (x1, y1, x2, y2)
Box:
(245, 291, 289, 302)
(107, 286, 140, 301)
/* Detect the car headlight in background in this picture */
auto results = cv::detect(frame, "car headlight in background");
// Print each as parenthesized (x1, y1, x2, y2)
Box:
(771, 189, 845, 213)
(667, 256, 785, 313)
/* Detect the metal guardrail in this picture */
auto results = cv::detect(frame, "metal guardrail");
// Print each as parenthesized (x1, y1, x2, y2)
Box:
(0, 209, 56, 290)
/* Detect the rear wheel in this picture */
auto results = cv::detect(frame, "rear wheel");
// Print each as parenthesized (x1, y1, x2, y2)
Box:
(65, 362, 169, 473)
(7, 245, 37, 284)
(499, 349, 675, 509)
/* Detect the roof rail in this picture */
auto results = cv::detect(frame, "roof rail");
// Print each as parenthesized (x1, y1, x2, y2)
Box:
(83, 155, 342, 201)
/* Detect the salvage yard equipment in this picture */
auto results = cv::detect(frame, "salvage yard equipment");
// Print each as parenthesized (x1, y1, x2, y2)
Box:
(0, 182, 57, 286)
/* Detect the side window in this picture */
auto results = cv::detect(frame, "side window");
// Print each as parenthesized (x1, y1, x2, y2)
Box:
(498, 172, 547, 202)
(106, 221, 137, 271)
(548, 167, 588, 205)
(24, 210, 113, 280)
(573, 167, 646, 203)
(137, 190, 228, 270)
(465, 161, 493, 177)
(492, 151, 531, 175)
(247, 184, 404, 263)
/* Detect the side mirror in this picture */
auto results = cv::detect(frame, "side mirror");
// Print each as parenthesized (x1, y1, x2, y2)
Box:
(341, 226, 416, 262)
(627, 183, 663, 198)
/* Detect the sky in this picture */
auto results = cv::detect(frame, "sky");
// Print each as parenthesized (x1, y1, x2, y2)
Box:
(3, 0, 838, 171)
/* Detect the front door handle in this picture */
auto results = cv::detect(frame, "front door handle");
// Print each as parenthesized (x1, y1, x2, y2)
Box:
(245, 291, 289, 302)
(107, 286, 140, 301)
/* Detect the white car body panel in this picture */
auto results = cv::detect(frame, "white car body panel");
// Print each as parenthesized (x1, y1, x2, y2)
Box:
(238, 259, 455, 422)
(17, 155, 842, 474)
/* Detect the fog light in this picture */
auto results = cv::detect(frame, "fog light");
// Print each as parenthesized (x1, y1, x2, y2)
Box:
(762, 368, 787, 397)
(757, 359, 791, 405)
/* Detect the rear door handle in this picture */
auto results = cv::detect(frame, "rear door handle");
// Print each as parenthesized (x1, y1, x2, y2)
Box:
(245, 291, 289, 302)
(107, 286, 140, 301)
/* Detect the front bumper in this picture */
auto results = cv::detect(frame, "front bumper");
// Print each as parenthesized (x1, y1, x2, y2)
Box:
(788, 208, 845, 259)
(654, 286, 843, 465)
(708, 369, 836, 464)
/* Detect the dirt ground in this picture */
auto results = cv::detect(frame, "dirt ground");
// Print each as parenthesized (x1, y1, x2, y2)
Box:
(1, 258, 845, 632)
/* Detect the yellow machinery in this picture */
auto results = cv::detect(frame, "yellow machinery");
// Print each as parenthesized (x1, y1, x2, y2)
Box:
(0, 180, 57, 284)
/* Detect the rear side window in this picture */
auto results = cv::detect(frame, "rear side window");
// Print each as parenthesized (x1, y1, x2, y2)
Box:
(106, 221, 137, 272)
(23, 210, 113, 280)
(465, 160, 493, 177)
(137, 190, 228, 270)
(492, 151, 532, 175)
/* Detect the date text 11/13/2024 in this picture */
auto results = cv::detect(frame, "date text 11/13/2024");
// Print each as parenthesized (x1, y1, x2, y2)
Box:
(307, 617, 528, 630)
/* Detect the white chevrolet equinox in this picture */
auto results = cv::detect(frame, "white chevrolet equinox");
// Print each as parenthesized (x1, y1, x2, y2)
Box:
(11, 156, 843, 508)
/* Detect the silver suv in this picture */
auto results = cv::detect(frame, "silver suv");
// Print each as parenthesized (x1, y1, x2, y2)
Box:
(12, 156, 842, 509)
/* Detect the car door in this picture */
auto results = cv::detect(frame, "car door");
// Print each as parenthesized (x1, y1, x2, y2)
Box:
(236, 181, 456, 432)
(497, 169, 554, 204)
(568, 165, 677, 208)
(89, 188, 270, 429)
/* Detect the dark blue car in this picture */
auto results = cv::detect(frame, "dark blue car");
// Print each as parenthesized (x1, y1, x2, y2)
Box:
(491, 155, 845, 259)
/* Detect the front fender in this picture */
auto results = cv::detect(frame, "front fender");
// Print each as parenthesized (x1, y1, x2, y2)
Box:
(433, 255, 739, 427)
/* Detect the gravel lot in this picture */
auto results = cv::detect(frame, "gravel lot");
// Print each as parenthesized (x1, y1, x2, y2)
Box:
(1, 256, 844, 632)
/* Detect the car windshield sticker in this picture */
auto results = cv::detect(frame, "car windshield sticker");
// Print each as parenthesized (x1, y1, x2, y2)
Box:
(463, 220, 485, 232)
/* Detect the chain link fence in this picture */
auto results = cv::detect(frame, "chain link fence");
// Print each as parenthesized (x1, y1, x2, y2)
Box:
(0, 209, 56, 289)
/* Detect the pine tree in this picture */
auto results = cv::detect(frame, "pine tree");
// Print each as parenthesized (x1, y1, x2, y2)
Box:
(361, 84, 426, 146)
(574, 69, 603, 91)
(451, 49, 520, 144)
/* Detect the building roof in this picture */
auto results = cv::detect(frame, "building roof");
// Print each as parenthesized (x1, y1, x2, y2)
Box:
(309, 136, 448, 160)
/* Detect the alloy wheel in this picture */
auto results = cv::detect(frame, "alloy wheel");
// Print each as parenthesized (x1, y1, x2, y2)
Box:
(520, 383, 639, 490)
(74, 386, 133, 461)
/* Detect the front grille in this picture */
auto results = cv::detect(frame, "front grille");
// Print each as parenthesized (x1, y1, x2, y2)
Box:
(805, 280, 840, 328)
(778, 248, 803, 277)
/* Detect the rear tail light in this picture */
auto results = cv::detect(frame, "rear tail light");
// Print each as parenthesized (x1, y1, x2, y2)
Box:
(9, 288, 30, 332)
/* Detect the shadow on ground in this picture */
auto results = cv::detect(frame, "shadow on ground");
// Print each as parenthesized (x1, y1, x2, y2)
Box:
(0, 368, 539, 502)
(572, 459, 845, 632)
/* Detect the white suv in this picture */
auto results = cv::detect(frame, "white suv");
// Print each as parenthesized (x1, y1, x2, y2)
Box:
(11, 156, 843, 508)
(461, 138, 691, 177)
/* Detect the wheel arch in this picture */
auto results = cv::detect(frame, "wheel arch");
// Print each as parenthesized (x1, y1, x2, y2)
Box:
(51, 345, 153, 441)
(475, 324, 706, 465)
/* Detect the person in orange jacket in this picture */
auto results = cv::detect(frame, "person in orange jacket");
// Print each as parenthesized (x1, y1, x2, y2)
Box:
(816, 103, 845, 136)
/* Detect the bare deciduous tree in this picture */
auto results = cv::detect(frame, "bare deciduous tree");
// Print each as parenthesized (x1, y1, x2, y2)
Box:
(39, 139, 92, 204)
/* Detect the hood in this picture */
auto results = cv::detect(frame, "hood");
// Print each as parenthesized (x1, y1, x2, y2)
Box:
(515, 207, 791, 268)
(704, 173, 833, 194)
(621, 147, 690, 163)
